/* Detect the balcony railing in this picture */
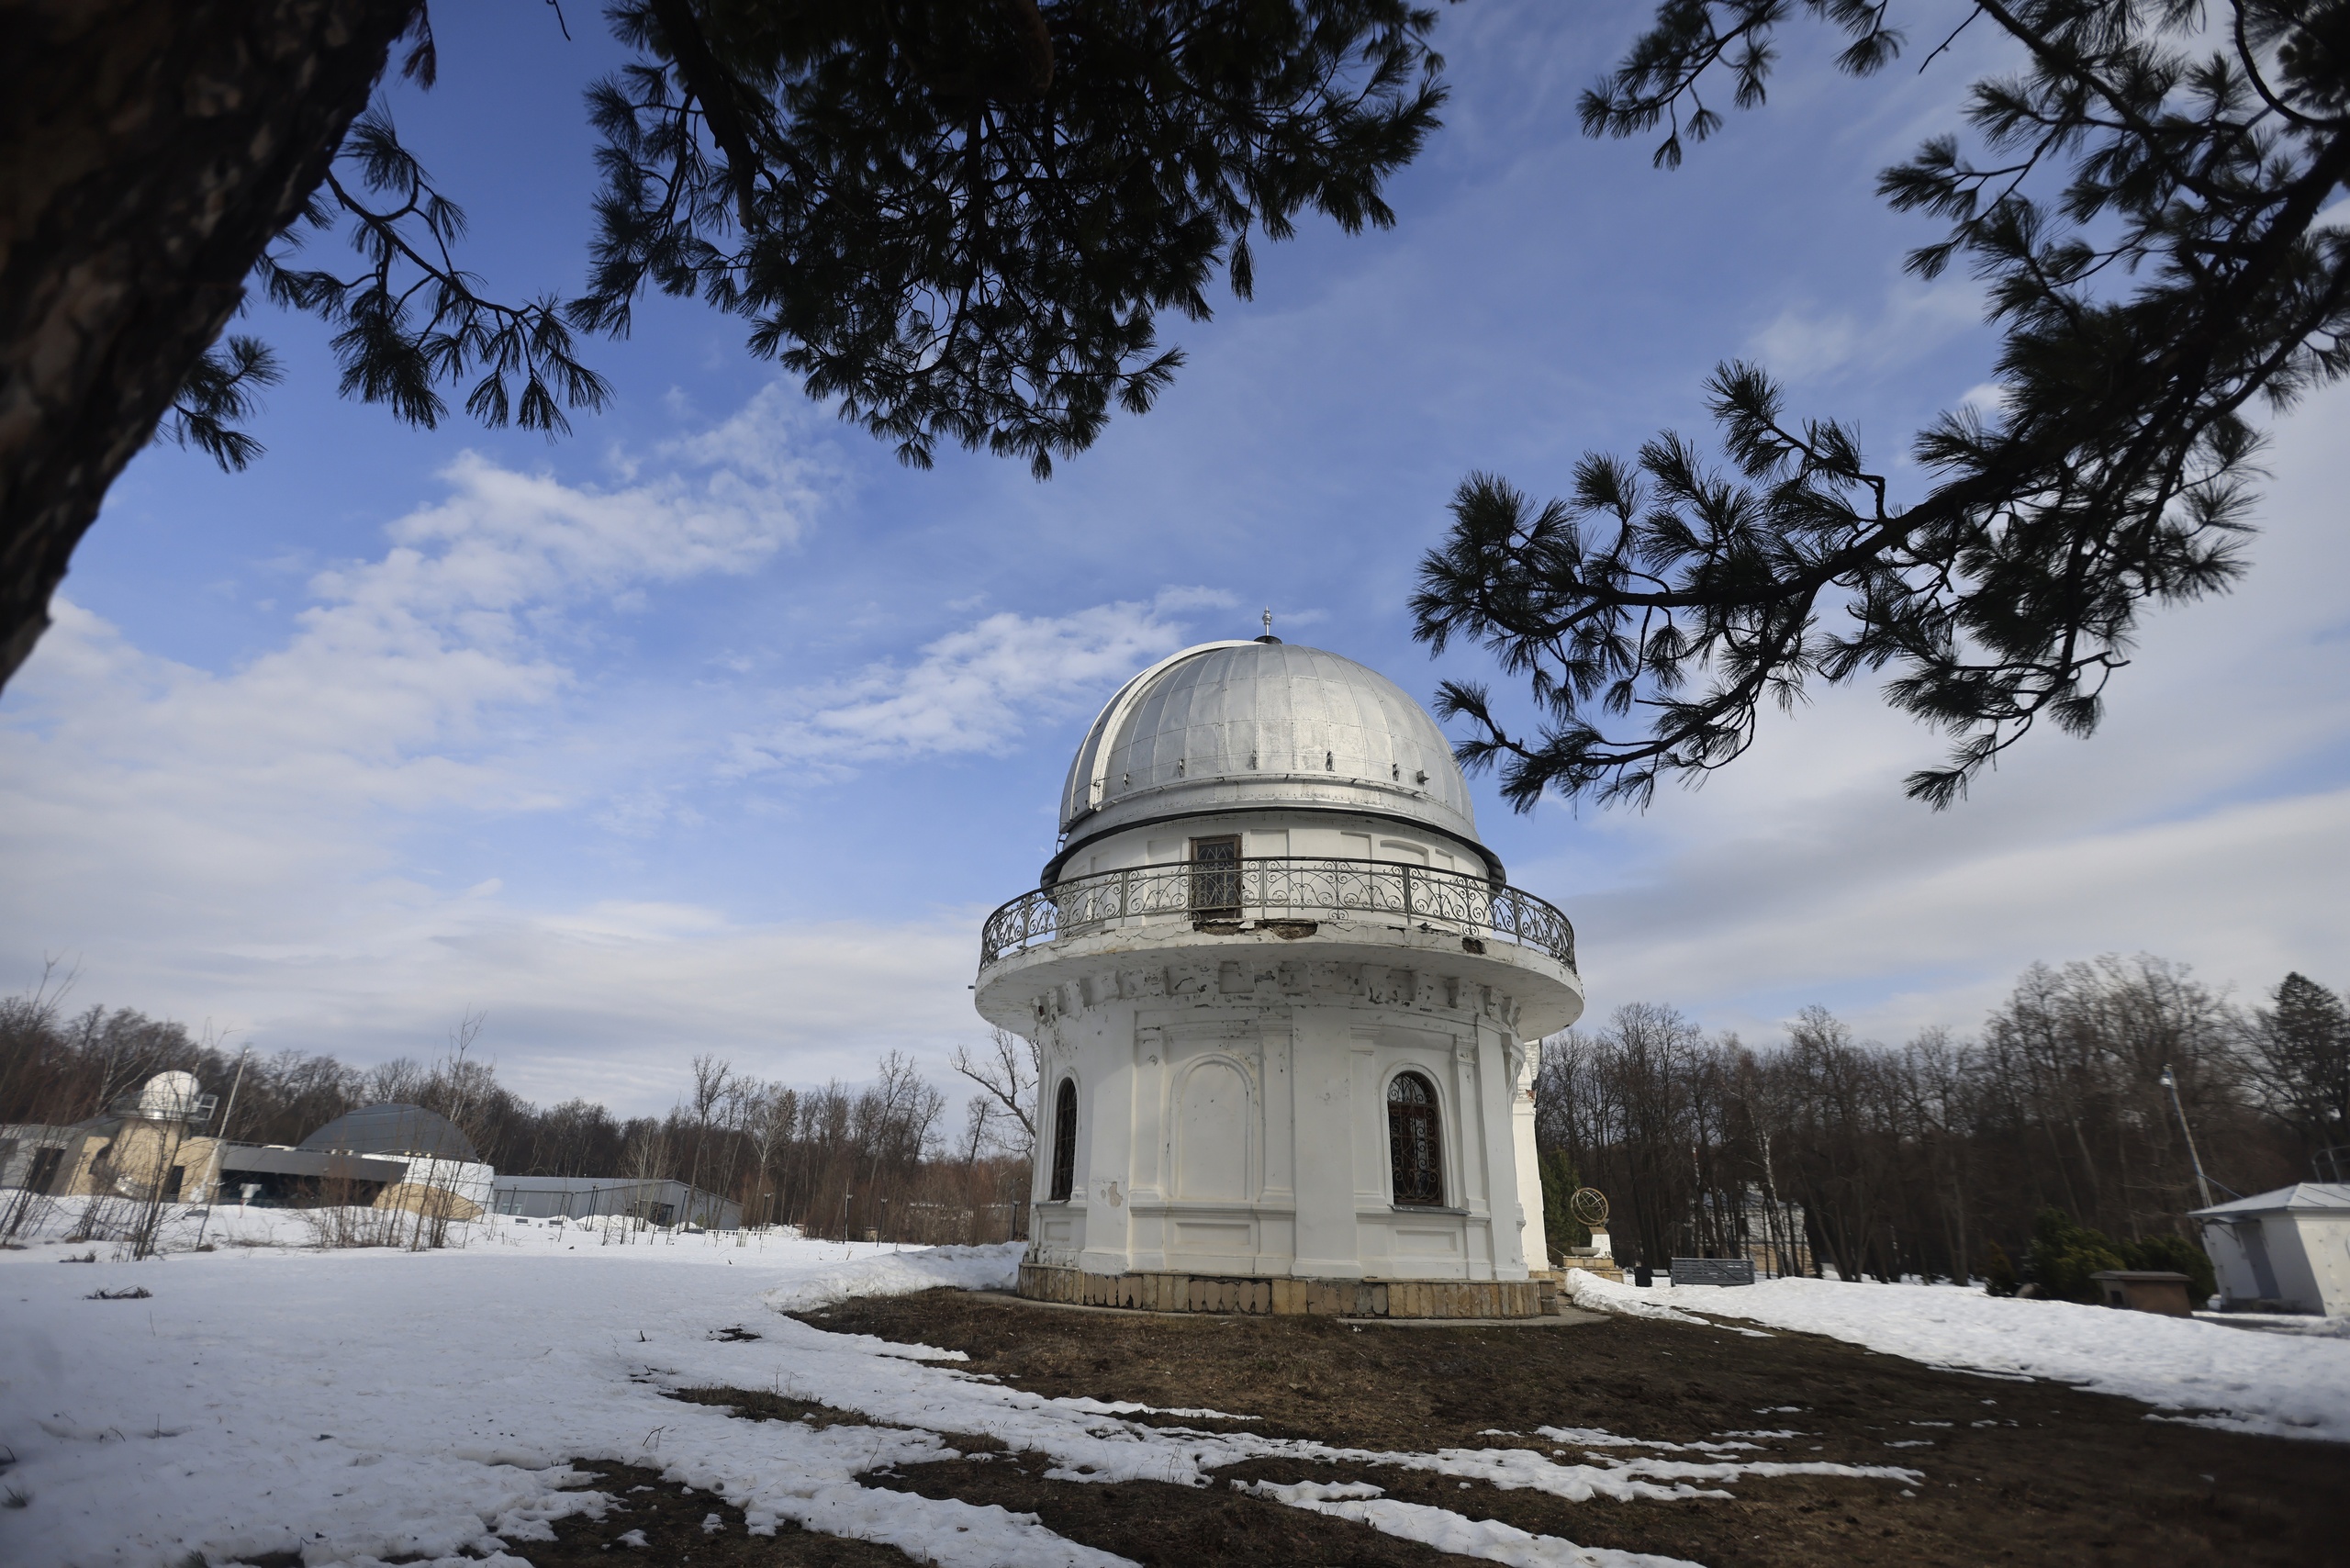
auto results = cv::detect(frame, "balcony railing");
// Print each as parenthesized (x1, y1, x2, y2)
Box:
(979, 857, 1575, 970)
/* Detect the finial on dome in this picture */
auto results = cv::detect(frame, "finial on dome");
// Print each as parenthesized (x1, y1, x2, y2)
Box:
(1256, 607, 1281, 644)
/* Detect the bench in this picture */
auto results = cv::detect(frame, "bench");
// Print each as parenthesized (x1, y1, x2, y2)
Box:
(1669, 1257, 1757, 1287)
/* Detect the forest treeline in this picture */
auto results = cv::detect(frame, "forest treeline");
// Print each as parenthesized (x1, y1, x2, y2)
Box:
(1538, 955, 2350, 1282)
(0, 981, 1031, 1243)
(10, 949, 2344, 1271)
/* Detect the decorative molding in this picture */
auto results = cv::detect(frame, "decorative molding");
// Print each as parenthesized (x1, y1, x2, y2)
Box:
(1035, 960, 1523, 1038)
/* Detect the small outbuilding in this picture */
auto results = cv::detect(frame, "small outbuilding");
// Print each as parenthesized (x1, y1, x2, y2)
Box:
(2191, 1183, 2350, 1316)
(2088, 1269, 2194, 1316)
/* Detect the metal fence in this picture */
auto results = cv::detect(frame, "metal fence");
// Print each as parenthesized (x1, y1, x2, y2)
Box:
(979, 856, 1575, 969)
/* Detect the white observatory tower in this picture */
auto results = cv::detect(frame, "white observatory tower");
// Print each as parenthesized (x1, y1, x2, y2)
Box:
(974, 633, 1584, 1317)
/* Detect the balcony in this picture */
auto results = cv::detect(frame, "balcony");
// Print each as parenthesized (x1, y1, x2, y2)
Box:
(979, 857, 1575, 971)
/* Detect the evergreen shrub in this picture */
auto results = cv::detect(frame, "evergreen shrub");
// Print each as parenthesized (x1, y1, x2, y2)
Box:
(2026, 1208, 2127, 1303)
(2121, 1232, 2218, 1303)
(1982, 1240, 2019, 1297)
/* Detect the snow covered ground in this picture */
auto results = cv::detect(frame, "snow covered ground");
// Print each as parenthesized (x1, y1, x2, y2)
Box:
(1566, 1269, 2350, 1443)
(3, 1206, 1914, 1568)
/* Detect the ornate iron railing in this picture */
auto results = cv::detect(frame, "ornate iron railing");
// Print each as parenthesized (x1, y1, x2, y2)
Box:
(979, 857, 1575, 970)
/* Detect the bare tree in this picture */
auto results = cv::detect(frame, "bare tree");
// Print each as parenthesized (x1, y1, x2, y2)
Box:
(408, 1008, 485, 1251)
(953, 1028, 1040, 1156)
(364, 1056, 428, 1105)
(681, 1053, 731, 1226)
(2, 980, 1052, 1246)
(742, 1081, 794, 1227)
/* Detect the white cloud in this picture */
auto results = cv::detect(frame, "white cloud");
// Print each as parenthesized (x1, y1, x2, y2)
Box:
(10, 389, 826, 823)
(1747, 276, 1982, 384)
(0, 390, 976, 1108)
(118, 895, 988, 1113)
(1509, 381, 2350, 1045)
(733, 587, 1234, 772)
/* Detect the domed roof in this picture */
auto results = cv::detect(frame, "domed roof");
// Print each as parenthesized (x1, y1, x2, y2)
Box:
(300, 1103, 479, 1164)
(136, 1070, 205, 1120)
(1058, 639, 1486, 858)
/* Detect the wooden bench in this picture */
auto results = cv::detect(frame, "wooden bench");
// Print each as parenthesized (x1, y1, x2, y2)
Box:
(1669, 1257, 1757, 1287)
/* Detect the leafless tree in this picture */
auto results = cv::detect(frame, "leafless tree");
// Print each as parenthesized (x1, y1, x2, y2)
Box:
(953, 1027, 1040, 1155)
(1537, 954, 2286, 1281)
(680, 1053, 732, 1226)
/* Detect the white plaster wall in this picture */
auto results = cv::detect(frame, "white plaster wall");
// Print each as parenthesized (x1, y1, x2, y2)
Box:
(1511, 1047, 1549, 1271)
(1024, 970, 1538, 1283)
(2292, 1214, 2350, 1315)
(2263, 1213, 2323, 1311)
(2200, 1220, 2252, 1303)
(2202, 1212, 2350, 1313)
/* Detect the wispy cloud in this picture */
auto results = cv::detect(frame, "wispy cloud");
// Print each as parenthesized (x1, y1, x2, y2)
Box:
(1747, 277, 1983, 385)
(732, 587, 1235, 773)
(11, 383, 824, 802)
(0, 390, 913, 1100)
(1511, 383, 2350, 1046)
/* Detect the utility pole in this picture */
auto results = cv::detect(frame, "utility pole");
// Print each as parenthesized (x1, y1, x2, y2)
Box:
(192, 1044, 250, 1251)
(2160, 1065, 2215, 1210)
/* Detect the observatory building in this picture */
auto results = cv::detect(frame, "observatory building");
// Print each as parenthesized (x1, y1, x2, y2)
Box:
(974, 634, 1585, 1316)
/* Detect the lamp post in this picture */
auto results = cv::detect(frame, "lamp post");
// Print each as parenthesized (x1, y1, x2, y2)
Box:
(2160, 1065, 2215, 1209)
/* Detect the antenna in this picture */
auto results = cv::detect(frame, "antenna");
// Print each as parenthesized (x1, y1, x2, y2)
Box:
(1262, 606, 1272, 637)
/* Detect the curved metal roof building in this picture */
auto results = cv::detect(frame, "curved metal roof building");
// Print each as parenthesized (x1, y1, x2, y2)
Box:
(298, 1103, 479, 1164)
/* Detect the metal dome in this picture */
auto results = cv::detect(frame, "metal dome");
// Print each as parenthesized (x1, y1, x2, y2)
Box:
(1058, 639, 1485, 857)
(135, 1070, 205, 1120)
(299, 1103, 479, 1164)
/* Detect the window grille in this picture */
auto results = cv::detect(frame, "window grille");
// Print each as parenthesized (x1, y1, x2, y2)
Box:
(1049, 1079, 1079, 1202)
(1387, 1072, 1443, 1206)
(1188, 835, 1241, 920)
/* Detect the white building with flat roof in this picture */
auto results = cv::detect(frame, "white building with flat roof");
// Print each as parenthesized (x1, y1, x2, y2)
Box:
(2193, 1182, 2350, 1315)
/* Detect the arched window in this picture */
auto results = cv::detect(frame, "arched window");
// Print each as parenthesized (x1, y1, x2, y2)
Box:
(1386, 1072, 1442, 1206)
(1048, 1079, 1079, 1202)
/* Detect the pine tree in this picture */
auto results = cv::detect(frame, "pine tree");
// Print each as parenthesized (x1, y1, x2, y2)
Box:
(1413, 0, 2350, 811)
(1538, 1146, 1587, 1260)
(2247, 971, 2350, 1161)
(2121, 1231, 2217, 1302)
(1, 0, 1451, 689)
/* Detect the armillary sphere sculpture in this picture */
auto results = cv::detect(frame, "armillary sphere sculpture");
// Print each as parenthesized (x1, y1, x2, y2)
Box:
(1569, 1187, 1610, 1229)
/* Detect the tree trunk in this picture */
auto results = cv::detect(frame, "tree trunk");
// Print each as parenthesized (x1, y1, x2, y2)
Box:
(0, 0, 418, 688)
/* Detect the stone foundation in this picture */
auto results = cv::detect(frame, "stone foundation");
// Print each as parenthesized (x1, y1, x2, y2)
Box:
(1016, 1261, 1542, 1317)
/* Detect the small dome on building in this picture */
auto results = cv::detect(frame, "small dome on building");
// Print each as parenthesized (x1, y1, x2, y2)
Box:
(299, 1103, 479, 1164)
(135, 1070, 205, 1120)
(1058, 640, 1483, 854)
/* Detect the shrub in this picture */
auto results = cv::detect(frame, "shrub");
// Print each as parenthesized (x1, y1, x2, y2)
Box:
(1981, 1240, 2019, 1297)
(2026, 1208, 2127, 1304)
(2122, 1232, 2217, 1303)
(1538, 1148, 1588, 1258)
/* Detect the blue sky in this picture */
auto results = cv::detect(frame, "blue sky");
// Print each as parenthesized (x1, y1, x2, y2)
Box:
(6, 0, 2346, 1113)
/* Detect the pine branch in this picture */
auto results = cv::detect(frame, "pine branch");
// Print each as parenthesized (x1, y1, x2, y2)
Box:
(1417, 0, 2350, 810)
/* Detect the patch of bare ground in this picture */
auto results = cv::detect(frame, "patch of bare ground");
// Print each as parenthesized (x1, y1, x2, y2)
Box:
(786, 1289, 2350, 1567)
(664, 1384, 990, 1440)
(864, 1452, 1487, 1566)
(520, 1462, 916, 1566)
